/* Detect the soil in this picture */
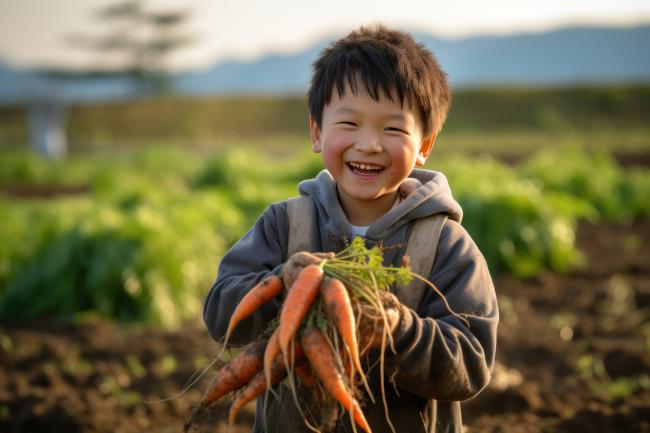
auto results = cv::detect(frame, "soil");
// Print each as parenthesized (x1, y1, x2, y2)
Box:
(1, 221, 649, 433)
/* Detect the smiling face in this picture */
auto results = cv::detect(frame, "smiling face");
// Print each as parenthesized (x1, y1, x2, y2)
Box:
(310, 81, 436, 225)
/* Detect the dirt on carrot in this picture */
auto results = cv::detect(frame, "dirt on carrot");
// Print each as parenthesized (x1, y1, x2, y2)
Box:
(228, 350, 289, 425)
(301, 326, 372, 433)
(184, 339, 266, 433)
(201, 339, 266, 406)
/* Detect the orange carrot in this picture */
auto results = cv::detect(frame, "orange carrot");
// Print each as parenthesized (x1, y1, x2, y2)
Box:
(278, 264, 324, 356)
(321, 277, 363, 377)
(228, 356, 287, 424)
(301, 327, 372, 433)
(223, 275, 283, 345)
(229, 340, 305, 424)
(201, 339, 266, 406)
(263, 328, 281, 388)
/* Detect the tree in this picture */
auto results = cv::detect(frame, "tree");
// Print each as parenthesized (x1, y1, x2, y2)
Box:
(69, 0, 195, 96)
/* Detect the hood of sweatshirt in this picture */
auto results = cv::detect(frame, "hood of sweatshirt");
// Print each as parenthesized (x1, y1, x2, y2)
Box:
(298, 168, 463, 242)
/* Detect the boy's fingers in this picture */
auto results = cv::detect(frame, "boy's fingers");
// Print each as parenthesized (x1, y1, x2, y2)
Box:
(358, 308, 400, 350)
(356, 298, 402, 350)
(312, 252, 336, 260)
(283, 251, 326, 288)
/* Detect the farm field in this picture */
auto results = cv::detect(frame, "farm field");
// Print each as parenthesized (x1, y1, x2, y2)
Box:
(1, 86, 649, 432)
(1, 220, 648, 433)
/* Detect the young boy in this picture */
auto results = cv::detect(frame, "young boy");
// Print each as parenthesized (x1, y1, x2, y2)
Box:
(203, 24, 498, 433)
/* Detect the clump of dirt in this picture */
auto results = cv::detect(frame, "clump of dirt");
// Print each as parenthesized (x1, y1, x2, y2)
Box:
(1, 221, 649, 433)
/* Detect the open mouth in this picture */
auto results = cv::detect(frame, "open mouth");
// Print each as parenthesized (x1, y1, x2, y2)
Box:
(347, 161, 385, 177)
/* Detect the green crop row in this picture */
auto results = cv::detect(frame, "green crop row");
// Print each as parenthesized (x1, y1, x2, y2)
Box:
(0, 146, 648, 326)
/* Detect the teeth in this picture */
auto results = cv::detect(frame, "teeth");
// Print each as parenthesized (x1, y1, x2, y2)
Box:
(349, 162, 383, 171)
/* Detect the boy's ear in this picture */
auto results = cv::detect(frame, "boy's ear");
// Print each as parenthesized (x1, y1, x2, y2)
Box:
(309, 115, 322, 153)
(415, 134, 436, 166)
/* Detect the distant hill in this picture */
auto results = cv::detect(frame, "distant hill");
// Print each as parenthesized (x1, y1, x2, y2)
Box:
(1, 24, 649, 103)
(413, 25, 650, 86)
(174, 41, 331, 96)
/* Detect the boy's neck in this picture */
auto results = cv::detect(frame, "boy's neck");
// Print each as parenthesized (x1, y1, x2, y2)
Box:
(336, 186, 399, 226)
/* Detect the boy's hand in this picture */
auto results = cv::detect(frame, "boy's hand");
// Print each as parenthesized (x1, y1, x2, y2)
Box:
(357, 291, 403, 350)
(283, 251, 334, 289)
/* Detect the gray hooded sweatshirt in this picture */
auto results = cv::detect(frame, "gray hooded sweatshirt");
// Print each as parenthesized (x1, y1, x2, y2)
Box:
(203, 168, 499, 433)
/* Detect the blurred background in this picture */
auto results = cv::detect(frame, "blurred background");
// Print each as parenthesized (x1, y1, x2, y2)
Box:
(1, 1, 649, 432)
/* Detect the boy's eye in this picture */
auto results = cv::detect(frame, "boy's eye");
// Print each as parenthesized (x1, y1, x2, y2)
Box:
(385, 127, 407, 133)
(337, 121, 357, 127)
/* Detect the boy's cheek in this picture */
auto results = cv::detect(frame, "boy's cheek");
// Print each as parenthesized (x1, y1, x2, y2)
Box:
(384, 157, 409, 178)
(321, 152, 344, 177)
(390, 147, 419, 174)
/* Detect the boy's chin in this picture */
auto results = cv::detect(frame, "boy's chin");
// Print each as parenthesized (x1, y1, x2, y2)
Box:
(340, 187, 398, 203)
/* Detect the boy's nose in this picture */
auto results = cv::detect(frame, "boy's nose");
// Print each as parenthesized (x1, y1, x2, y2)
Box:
(354, 131, 383, 153)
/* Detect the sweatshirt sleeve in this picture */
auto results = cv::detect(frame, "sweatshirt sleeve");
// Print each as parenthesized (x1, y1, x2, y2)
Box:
(203, 202, 289, 347)
(385, 219, 499, 401)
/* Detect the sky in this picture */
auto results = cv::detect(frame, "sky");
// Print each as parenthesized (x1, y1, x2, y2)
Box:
(1, 0, 650, 71)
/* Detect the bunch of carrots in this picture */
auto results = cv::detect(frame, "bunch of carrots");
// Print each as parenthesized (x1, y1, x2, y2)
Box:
(185, 237, 427, 433)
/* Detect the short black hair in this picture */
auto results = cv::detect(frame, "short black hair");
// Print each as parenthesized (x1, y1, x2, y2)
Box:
(307, 24, 452, 138)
